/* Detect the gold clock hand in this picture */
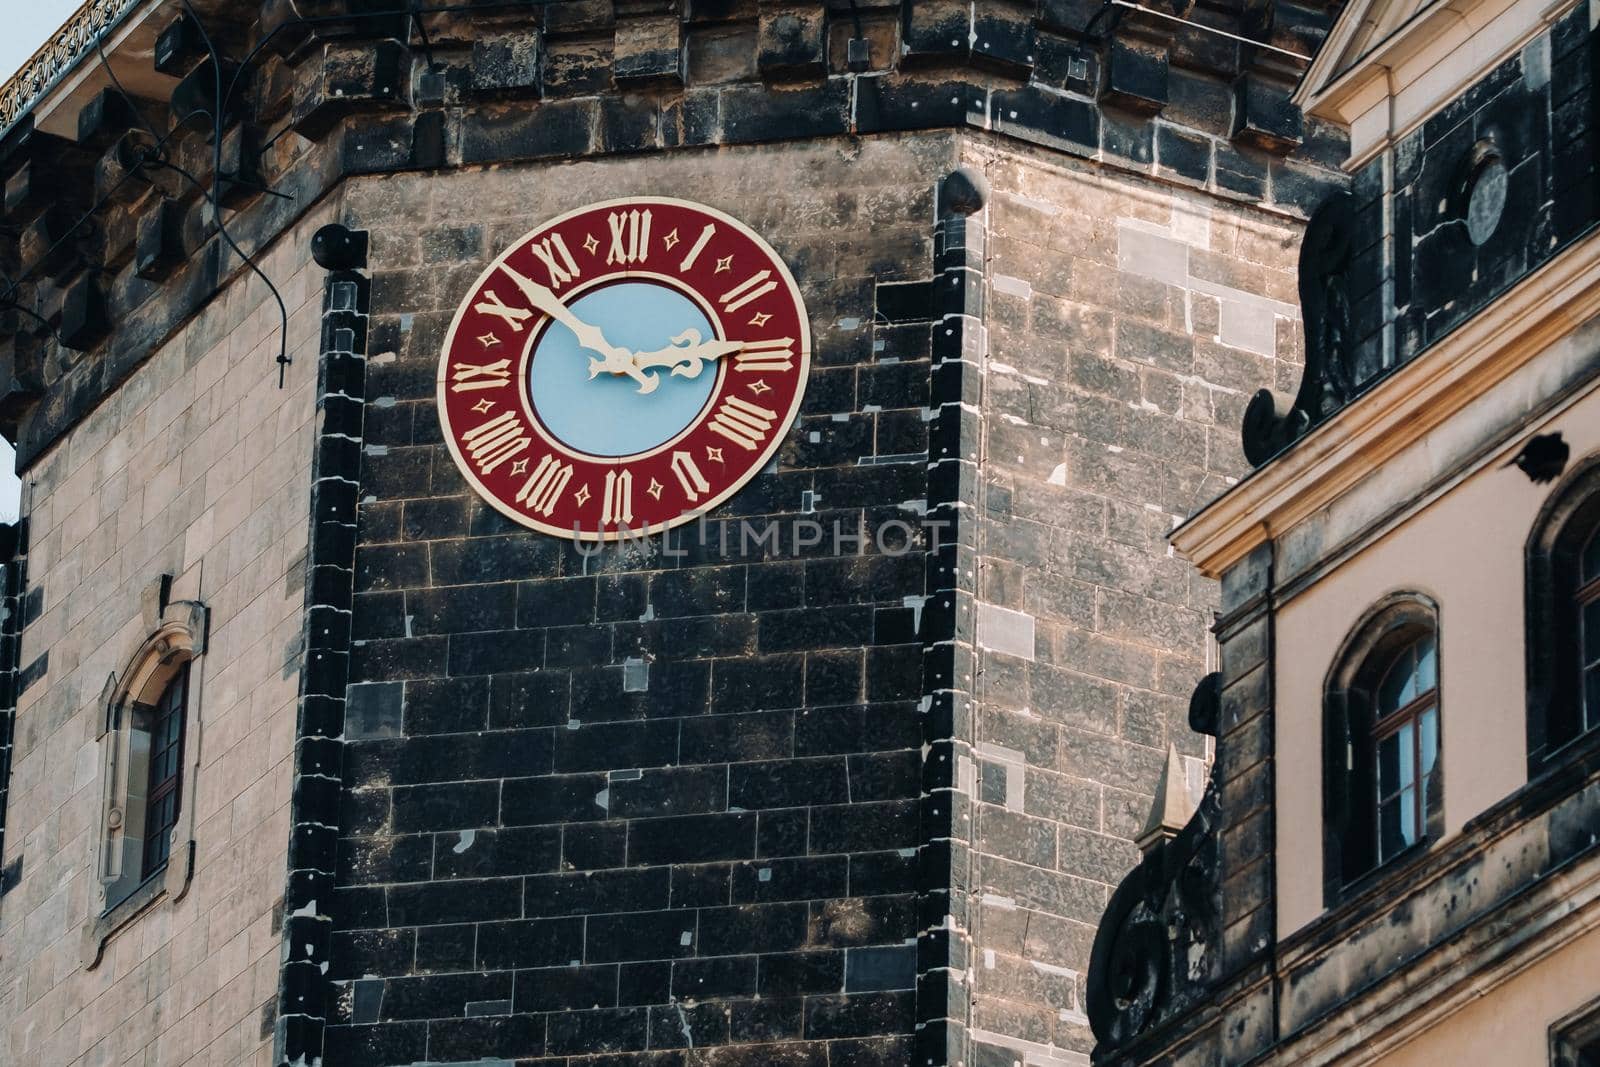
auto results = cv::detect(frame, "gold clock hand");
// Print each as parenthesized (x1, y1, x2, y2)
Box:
(496, 263, 659, 394)
(628, 330, 744, 380)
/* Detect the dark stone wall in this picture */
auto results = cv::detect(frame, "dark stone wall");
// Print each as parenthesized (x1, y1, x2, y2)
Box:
(323, 140, 953, 1066)
(1343, 2, 1597, 388)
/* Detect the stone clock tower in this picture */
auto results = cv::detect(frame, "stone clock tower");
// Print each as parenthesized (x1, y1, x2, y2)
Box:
(0, 2, 1341, 1065)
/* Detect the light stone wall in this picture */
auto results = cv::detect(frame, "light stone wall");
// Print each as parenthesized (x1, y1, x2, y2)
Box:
(961, 137, 1309, 1061)
(0, 206, 331, 1067)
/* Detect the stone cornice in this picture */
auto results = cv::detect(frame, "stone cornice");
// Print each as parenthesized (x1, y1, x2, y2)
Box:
(1171, 223, 1600, 579)
(1096, 732, 1600, 1065)
(1265, 733, 1600, 1063)
(0, 0, 1347, 469)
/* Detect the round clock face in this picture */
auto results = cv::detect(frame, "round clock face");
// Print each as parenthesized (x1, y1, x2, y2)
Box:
(437, 198, 811, 541)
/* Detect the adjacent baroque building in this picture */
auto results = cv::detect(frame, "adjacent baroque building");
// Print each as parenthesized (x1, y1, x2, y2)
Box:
(0, 0, 1344, 1065)
(1087, 0, 1600, 1064)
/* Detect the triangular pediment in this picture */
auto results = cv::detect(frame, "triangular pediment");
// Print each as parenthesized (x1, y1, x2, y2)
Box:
(1296, 0, 1566, 162)
(1298, 0, 1440, 104)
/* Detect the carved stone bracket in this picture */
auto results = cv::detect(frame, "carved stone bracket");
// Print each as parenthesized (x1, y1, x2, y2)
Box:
(1241, 192, 1356, 466)
(1087, 672, 1223, 1058)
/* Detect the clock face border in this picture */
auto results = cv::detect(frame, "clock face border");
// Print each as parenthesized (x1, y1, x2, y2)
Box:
(436, 196, 813, 542)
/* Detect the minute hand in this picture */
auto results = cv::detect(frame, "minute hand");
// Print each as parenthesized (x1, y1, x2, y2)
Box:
(497, 263, 659, 394)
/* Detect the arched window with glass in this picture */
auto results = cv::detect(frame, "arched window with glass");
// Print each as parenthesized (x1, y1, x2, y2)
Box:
(1323, 595, 1443, 904)
(1526, 457, 1600, 772)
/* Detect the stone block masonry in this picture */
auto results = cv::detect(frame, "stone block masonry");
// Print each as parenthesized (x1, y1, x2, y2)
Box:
(328, 139, 952, 1065)
(0, 201, 335, 1066)
(958, 137, 1310, 1065)
(325, 127, 1321, 1066)
(0, 3, 1346, 1065)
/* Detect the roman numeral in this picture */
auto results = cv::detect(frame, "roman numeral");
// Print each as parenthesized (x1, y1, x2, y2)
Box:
(733, 338, 794, 373)
(451, 358, 512, 391)
(461, 411, 531, 474)
(601, 469, 634, 526)
(719, 270, 778, 314)
(607, 209, 653, 265)
(707, 395, 778, 451)
(529, 233, 581, 289)
(475, 289, 533, 332)
(515, 455, 574, 516)
(670, 450, 710, 502)
(679, 223, 716, 272)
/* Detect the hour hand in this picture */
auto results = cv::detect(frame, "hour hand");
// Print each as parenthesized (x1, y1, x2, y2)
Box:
(629, 330, 743, 381)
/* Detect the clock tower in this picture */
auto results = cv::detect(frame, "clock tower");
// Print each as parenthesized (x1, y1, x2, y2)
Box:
(0, 3, 1345, 1066)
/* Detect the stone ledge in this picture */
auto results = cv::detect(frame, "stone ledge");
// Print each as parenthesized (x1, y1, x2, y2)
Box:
(0, 0, 1344, 469)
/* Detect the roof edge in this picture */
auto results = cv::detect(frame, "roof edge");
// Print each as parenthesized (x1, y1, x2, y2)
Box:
(0, 0, 143, 146)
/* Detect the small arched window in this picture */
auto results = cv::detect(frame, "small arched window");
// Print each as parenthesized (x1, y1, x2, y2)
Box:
(136, 663, 189, 881)
(1526, 456, 1600, 772)
(1324, 595, 1443, 904)
(103, 651, 193, 911)
(83, 582, 207, 970)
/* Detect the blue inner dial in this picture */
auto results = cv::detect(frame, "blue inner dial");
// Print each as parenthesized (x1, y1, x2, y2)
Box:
(528, 281, 719, 458)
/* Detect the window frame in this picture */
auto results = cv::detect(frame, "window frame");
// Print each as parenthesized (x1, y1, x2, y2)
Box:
(1371, 641, 1439, 865)
(138, 662, 188, 879)
(81, 586, 208, 970)
(1322, 593, 1443, 907)
(1577, 525, 1600, 737)
(1525, 454, 1600, 774)
(1551, 998, 1600, 1067)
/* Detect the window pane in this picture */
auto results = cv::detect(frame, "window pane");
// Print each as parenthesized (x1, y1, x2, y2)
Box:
(1416, 637, 1437, 694)
(1379, 796, 1405, 860)
(1378, 647, 1414, 714)
(1378, 732, 1402, 796)
(1586, 600, 1600, 667)
(1586, 665, 1600, 732)
(1399, 787, 1417, 847)
(1420, 707, 1438, 776)
(1583, 526, 1600, 583)
(1397, 723, 1415, 789)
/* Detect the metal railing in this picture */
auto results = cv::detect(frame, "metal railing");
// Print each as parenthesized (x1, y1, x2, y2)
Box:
(0, 0, 142, 139)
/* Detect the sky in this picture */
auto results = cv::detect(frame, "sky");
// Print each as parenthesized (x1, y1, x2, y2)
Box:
(0, 0, 91, 522)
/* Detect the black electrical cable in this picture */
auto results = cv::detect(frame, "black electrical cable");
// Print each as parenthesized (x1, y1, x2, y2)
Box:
(1083, 0, 1120, 40)
(178, 0, 292, 385)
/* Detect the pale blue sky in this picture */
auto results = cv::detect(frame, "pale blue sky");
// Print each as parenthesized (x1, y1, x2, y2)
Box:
(1, 2, 90, 87)
(0, 0, 89, 521)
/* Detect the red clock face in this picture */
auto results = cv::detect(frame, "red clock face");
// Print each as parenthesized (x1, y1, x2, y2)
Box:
(437, 198, 811, 541)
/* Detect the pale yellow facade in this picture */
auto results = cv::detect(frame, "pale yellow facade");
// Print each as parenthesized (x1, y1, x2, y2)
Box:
(1272, 347, 1600, 934)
